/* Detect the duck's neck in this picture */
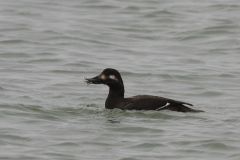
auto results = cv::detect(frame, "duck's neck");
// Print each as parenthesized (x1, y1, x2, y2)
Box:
(108, 84, 124, 98)
(105, 84, 124, 109)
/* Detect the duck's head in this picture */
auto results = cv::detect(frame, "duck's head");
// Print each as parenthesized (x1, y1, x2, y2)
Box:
(85, 68, 124, 87)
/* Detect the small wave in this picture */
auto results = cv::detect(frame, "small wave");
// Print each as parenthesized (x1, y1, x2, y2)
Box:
(181, 35, 208, 41)
(0, 134, 31, 142)
(196, 142, 238, 151)
(228, 153, 240, 159)
(56, 142, 79, 147)
(142, 10, 177, 18)
(18, 11, 41, 17)
(76, 4, 119, 9)
(36, 52, 57, 56)
(128, 142, 166, 149)
(0, 39, 42, 45)
(51, 70, 80, 74)
(0, 27, 31, 32)
(199, 91, 224, 97)
(0, 52, 31, 58)
(0, 39, 28, 44)
(124, 6, 140, 11)
(217, 73, 236, 78)
(24, 58, 63, 63)
(209, 4, 240, 10)
(0, 86, 5, 90)
(109, 126, 160, 134)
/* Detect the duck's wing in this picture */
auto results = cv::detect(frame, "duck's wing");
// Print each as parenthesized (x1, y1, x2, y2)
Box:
(123, 95, 203, 112)
(124, 95, 167, 110)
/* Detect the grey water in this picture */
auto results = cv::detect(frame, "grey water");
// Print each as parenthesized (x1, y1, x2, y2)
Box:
(0, 0, 240, 159)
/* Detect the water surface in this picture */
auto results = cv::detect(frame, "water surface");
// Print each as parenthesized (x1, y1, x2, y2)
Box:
(0, 0, 240, 159)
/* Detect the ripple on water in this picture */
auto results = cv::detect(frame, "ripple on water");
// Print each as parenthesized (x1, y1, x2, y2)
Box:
(0, 134, 31, 143)
(0, 52, 31, 58)
(128, 142, 166, 149)
(24, 58, 63, 64)
(198, 91, 224, 97)
(56, 142, 79, 147)
(142, 10, 178, 18)
(0, 39, 41, 45)
(195, 142, 239, 151)
(0, 86, 5, 90)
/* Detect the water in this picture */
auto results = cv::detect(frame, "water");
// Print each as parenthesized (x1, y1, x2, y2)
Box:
(0, 0, 240, 159)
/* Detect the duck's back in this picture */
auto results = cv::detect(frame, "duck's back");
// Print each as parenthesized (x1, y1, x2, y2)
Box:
(123, 95, 203, 112)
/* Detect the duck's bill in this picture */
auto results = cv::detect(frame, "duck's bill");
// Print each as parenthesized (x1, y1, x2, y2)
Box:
(84, 76, 102, 84)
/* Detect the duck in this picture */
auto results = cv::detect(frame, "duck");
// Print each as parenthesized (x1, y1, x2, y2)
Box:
(84, 68, 204, 112)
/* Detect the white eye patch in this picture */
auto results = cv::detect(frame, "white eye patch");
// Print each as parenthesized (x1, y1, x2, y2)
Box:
(109, 75, 117, 80)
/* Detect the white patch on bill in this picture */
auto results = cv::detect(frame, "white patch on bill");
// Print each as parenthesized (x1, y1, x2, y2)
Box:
(100, 74, 106, 80)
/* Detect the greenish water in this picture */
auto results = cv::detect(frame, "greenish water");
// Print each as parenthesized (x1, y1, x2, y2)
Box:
(0, 0, 240, 159)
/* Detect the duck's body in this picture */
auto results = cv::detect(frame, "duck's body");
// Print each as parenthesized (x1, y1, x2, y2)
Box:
(108, 95, 198, 112)
(85, 68, 204, 112)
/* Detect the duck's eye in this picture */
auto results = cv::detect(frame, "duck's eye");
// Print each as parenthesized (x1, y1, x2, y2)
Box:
(109, 75, 116, 80)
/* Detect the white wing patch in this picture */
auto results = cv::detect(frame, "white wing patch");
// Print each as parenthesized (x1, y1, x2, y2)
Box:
(157, 102, 170, 110)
